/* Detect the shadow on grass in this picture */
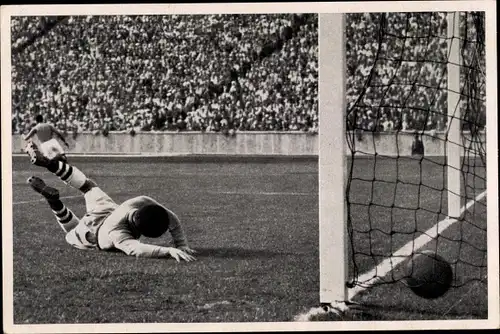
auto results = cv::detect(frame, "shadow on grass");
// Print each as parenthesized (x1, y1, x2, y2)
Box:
(90, 246, 294, 260)
(193, 247, 293, 259)
(354, 302, 487, 320)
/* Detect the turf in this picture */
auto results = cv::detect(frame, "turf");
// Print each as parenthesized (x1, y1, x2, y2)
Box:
(10, 156, 487, 323)
(12, 157, 320, 323)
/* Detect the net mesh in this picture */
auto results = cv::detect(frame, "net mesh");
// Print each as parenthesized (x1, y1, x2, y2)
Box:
(345, 12, 487, 290)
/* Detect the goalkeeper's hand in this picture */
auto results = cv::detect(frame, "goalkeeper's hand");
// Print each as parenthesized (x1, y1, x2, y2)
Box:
(167, 247, 196, 262)
(177, 245, 197, 255)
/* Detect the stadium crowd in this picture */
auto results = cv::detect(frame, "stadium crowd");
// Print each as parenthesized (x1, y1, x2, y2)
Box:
(11, 12, 484, 135)
(11, 14, 318, 135)
(345, 12, 485, 133)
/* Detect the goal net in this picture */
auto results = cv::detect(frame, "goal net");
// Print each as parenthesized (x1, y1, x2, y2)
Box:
(319, 11, 487, 310)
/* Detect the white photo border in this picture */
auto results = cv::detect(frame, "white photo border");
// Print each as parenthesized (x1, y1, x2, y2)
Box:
(2, 1, 498, 333)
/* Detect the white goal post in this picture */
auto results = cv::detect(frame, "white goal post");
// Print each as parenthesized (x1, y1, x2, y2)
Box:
(319, 13, 348, 304)
(446, 11, 462, 220)
(318, 12, 465, 305)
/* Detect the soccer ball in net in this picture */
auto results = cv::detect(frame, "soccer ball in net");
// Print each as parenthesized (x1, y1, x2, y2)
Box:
(404, 250, 453, 299)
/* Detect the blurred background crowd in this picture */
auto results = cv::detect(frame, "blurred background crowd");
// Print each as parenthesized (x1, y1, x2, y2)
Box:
(11, 12, 485, 136)
(11, 14, 318, 135)
(345, 12, 485, 134)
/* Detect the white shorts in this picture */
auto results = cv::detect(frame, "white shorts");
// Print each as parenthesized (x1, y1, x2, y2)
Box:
(65, 188, 119, 250)
(40, 139, 65, 160)
(81, 187, 119, 229)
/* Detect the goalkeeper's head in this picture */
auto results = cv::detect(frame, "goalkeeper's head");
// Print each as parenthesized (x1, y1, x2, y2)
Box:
(131, 204, 171, 238)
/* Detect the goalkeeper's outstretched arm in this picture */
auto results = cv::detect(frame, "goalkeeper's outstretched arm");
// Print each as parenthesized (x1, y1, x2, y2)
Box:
(115, 238, 196, 261)
(109, 230, 195, 261)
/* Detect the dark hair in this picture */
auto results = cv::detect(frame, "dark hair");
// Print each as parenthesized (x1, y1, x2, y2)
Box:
(133, 204, 170, 238)
(35, 115, 43, 123)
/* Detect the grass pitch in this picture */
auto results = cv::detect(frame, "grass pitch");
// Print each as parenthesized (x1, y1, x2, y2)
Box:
(10, 156, 487, 323)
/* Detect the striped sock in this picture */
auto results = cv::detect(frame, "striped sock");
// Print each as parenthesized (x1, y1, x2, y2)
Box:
(53, 206, 79, 233)
(51, 161, 87, 190)
(47, 198, 64, 211)
(54, 206, 73, 224)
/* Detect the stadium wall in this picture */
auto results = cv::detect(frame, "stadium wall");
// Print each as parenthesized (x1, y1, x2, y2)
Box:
(11, 132, 485, 156)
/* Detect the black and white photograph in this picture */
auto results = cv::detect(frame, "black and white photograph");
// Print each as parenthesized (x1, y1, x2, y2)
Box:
(1, 2, 498, 333)
(316, 9, 493, 323)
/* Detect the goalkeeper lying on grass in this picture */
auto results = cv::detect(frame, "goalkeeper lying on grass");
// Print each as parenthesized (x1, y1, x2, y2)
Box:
(25, 141, 196, 262)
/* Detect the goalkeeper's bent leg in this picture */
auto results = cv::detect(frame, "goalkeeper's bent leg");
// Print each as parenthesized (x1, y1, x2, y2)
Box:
(48, 198, 80, 233)
(45, 159, 97, 193)
(27, 176, 80, 232)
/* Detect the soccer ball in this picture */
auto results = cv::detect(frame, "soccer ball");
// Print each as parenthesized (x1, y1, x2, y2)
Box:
(404, 250, 453, 299)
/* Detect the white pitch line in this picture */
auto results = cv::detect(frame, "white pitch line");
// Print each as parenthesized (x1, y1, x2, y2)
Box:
(13, 190, 314, 206)
(13, 195, 83, 205)
(12, 154, 207, 159)
(348, 189, 487, 300)
(209, 191, 313, 196)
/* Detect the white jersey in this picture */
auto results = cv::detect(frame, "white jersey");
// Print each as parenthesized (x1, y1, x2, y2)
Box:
(65, 190, 188, 258)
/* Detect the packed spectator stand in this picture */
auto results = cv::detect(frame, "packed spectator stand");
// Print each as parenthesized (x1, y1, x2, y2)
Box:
(345, 12, 485, 134)
(11, 14, 318, 136)
(11, 13, 484, 137)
